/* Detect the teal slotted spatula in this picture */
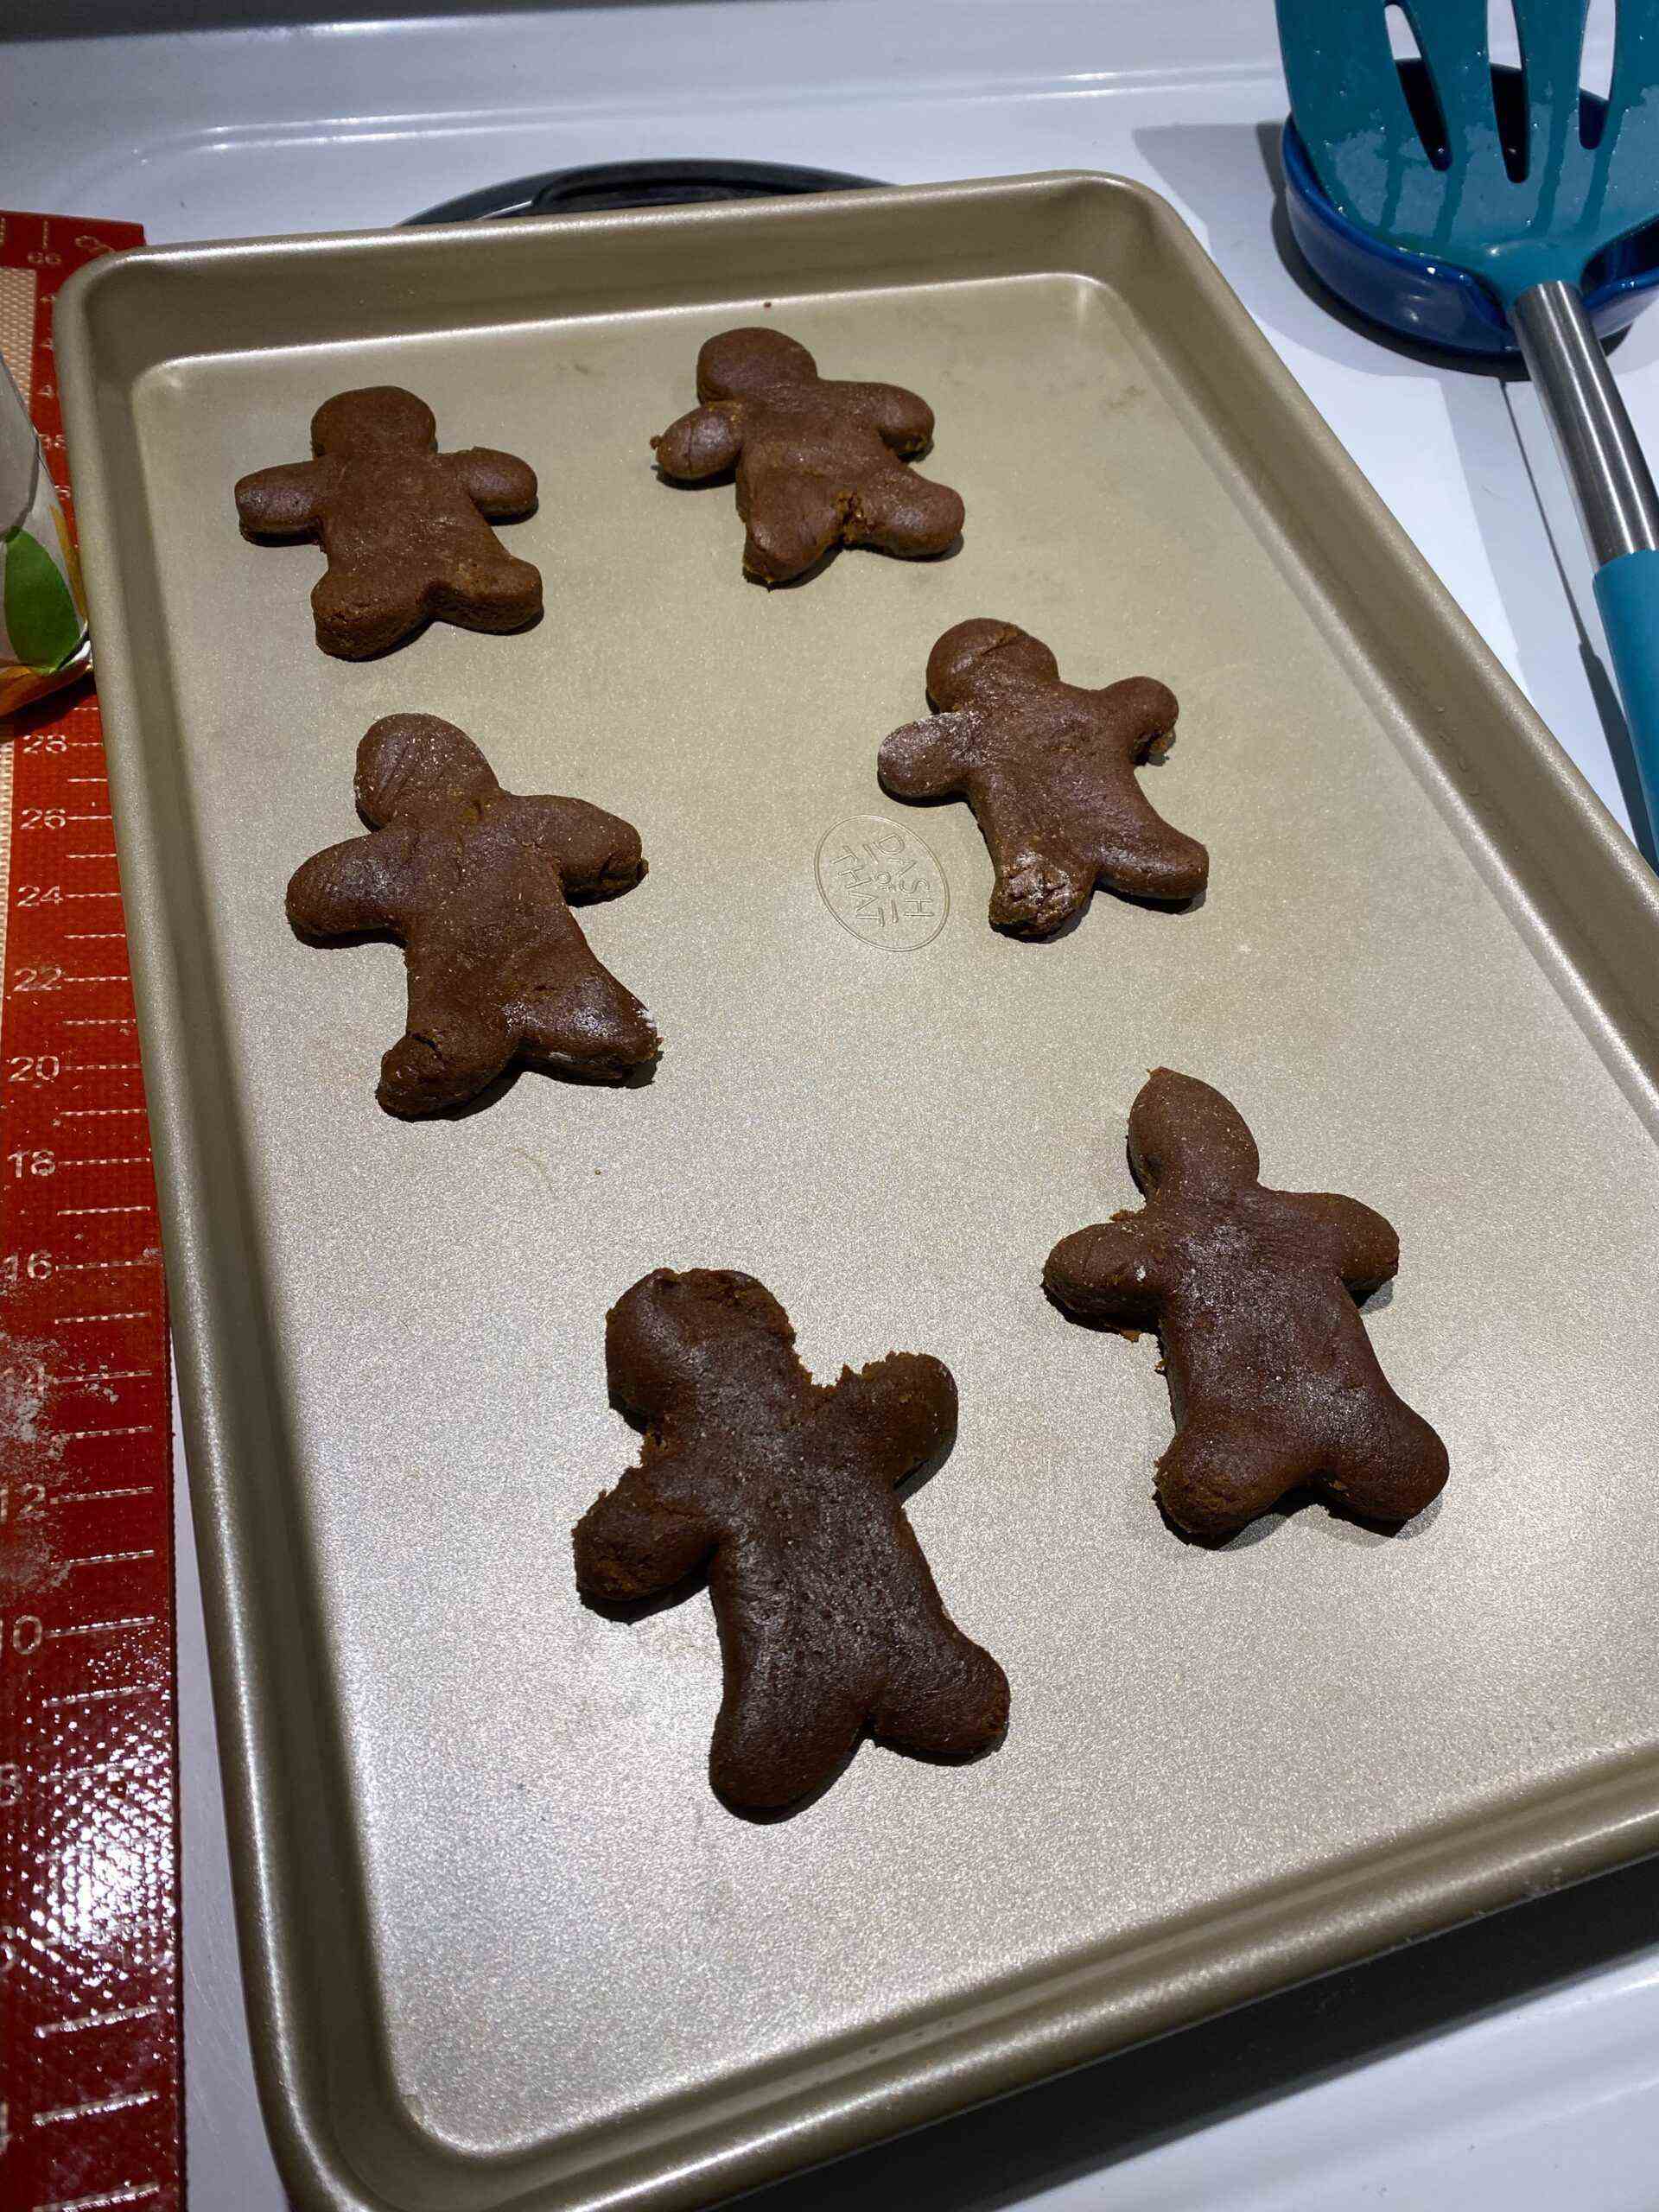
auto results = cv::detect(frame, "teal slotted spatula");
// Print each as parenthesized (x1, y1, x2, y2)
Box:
(1276, 0, 1659, 842)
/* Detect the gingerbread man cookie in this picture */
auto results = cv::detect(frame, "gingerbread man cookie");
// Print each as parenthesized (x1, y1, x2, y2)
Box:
(1045, 1071, 1447, 1541)
(235, 385, 541, 658)
(652, 327, 964, 585)
(880, 619, 1208, 937)
(573, 1268, 1008, 1813)
(287, 715, 658, 1116)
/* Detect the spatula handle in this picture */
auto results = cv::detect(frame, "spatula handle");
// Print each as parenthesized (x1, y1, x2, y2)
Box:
(1510, 279, 1659, 843)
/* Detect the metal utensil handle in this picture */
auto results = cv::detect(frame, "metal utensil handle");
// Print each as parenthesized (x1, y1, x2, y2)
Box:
(1510, 279, 1659, 844)
(1511, 281, 1659, 566)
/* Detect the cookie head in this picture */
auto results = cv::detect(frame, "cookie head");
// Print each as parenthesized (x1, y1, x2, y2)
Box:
(353, 713, 499, 827)
(696, 327, 817, 403)
(1129, 1069, 1261, 1198)
(310, 385, 437, 459)
(607, 1268, 799, 1426)
(925, 619, 1060, 711)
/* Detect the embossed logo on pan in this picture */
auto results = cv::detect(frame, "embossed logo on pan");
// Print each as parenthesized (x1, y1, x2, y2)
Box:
(815, 815, 949, 950)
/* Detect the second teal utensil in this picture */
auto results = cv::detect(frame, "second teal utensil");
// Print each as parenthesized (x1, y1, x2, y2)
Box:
(1277, 0, 1659, 847)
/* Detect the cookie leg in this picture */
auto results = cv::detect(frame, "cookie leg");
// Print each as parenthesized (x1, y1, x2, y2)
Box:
(737, 473, 843, 585)
(873, 1630, 1009, 1761)
(1101, 798, 1210, 906)
(518, 966, 658, 1082)
(1319, 1395, 1449, 1525)
(846, 467, 964, 560)
(311, 567, 429, 659)
(1154, 1418, 1303, 1542)
(988, 845, 1094, 937)
(435, 553, 543, 635)
(709, 1637, 868, 1812)
(378, 994, 516, 1116)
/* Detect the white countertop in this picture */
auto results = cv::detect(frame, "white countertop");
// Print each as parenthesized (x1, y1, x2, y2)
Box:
(8, 4, 1659, 2206)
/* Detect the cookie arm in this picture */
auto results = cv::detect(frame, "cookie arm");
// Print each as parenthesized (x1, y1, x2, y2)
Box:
(573, 1471, 716, 1601)
(1045, 1217, 1167, 1326)
(878, 713, 976, 800)
(1095, 677, 1179, 762)
(652, 402, 744, 480)
(826, 1351, 958, 1488)
(525, 797, 646, 901)
(285, 833, 404, 938)
(448, 448, 538, 517)
(235, 460, 327, 538)
(1295, 1192, 1401, 1300)
(848, 380, 936, 455)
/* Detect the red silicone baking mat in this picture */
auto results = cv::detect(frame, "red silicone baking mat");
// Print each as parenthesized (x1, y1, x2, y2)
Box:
(0, 211, 182, 2212)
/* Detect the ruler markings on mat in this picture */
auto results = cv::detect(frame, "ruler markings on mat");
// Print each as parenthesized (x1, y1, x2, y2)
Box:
(0, 212, 181, 2212)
